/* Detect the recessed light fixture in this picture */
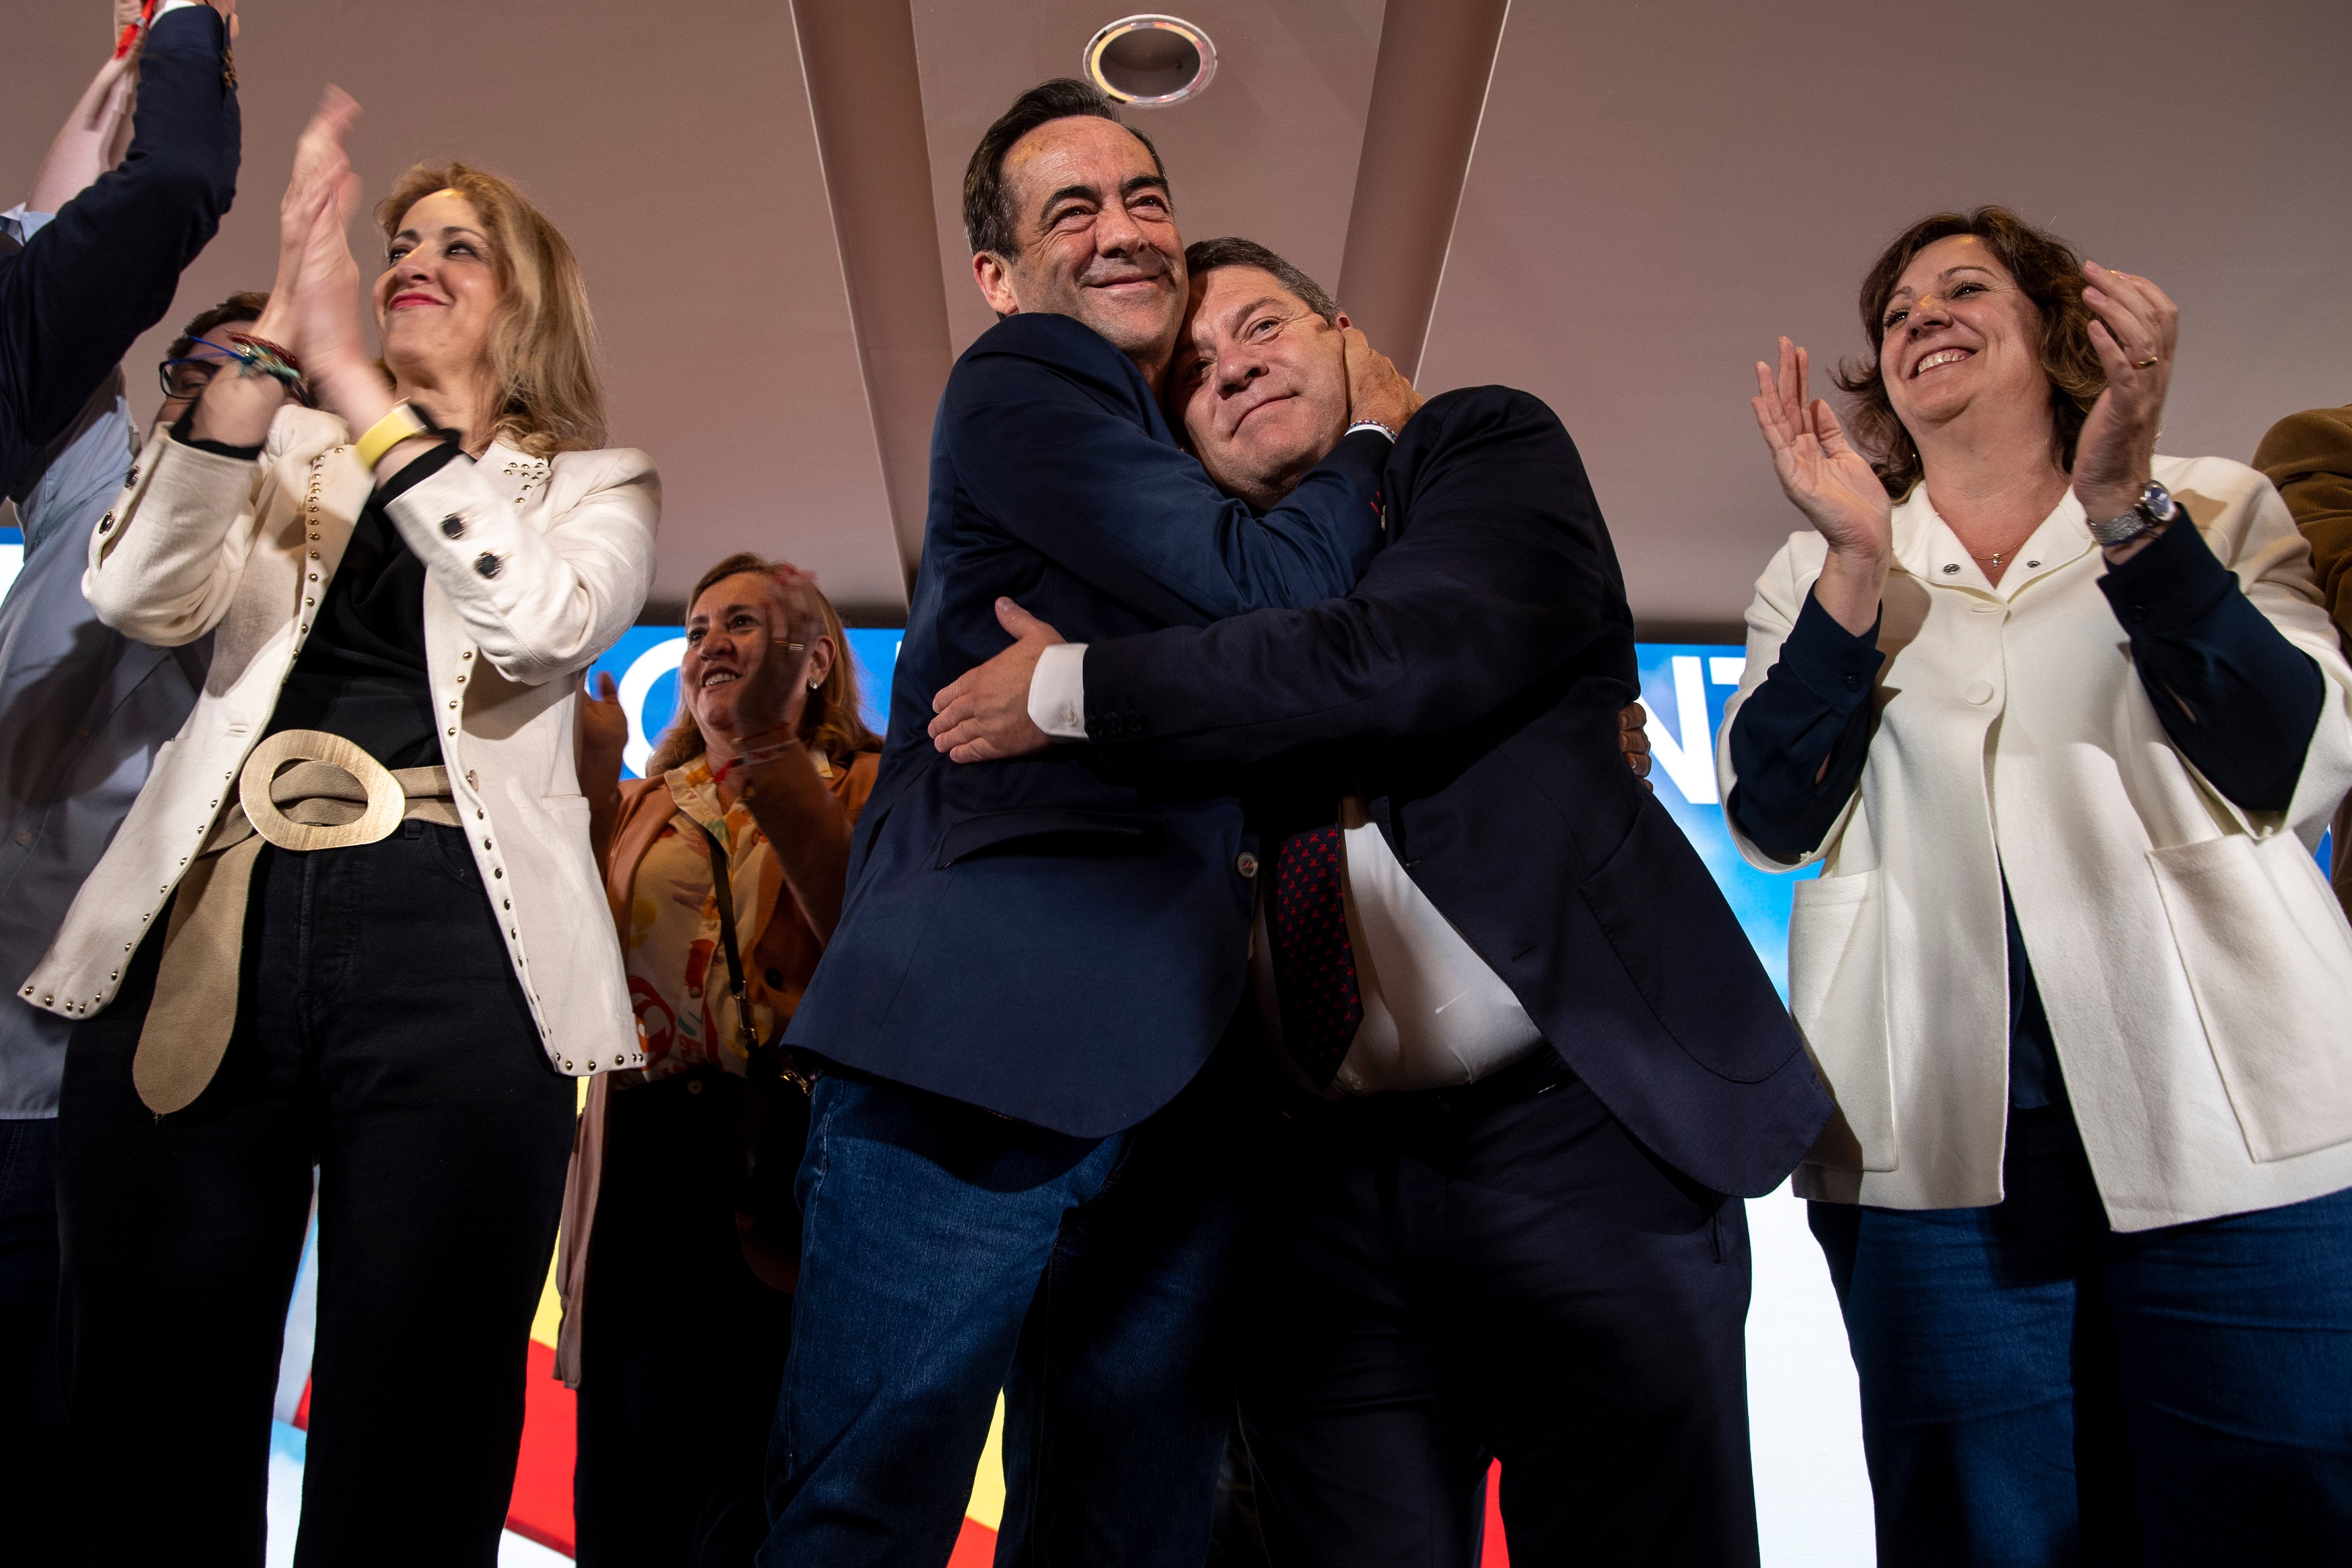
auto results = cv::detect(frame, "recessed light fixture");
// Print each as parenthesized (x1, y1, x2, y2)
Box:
(1083, 15, 1217, 107)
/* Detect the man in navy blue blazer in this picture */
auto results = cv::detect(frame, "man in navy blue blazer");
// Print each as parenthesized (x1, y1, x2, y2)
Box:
(1, 3, 240, 499)
(928, 240, 1833, 1566)
(0, 9, 238, 1560)
(763, 82, 1418, 1567)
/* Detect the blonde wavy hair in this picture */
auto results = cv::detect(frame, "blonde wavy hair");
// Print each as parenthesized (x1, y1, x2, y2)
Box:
(376, 161, 607, 457)
(646, 554, 883, 776)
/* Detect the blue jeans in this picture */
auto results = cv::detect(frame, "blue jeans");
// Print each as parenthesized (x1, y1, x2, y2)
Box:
(761, 1062, 1246, 1567)
(1811, 1106, 2352, 1566)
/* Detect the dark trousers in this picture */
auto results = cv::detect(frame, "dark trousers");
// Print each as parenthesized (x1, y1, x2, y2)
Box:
(56, 824, 576, 1567)
(1239, 1048, 1759, 1568)
(0, 1114, 65, 1566)
(575, 1070, 793, 1567)
(761, 1055, 1247, 1568)
(1811, 1104, 2352, 1567)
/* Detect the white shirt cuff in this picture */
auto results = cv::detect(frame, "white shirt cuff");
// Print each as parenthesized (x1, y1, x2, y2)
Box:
(1028, 641, 1090, 740)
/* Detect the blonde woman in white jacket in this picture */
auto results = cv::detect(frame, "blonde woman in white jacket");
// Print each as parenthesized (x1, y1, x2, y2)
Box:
(1719, 207, 2352, 1564)
(28, 94, 656, 1563)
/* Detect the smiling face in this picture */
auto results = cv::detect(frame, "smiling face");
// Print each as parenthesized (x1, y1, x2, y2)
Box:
(1877, 233, 2052, 440)
(1169, 265, 1351, 510)
(374, 189, 504, 385)
(973, 116, 1184, 376)
(680, 572, 835, 744)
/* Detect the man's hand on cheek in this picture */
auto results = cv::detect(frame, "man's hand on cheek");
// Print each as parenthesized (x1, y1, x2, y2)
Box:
(928, 599, 1066, 763)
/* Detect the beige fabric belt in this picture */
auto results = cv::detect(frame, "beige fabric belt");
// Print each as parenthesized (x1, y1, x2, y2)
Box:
(133, 730, 462, 1114)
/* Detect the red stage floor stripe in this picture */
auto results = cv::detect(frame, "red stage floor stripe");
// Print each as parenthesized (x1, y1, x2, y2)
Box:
(948, 1517, 998, 1566)
(506, 1339, 579, 1555)
(1483, 1459, 1510, 1567)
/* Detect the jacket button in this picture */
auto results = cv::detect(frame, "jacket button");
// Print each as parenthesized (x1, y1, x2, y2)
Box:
(474, 552, 501, 578)
(1964, 680, 1996, 706)
(1236, 851, 1260, 879)
(1941, 562, 1961, 575)
(2127, 604, 2147, 624)
(441, 514, 466, 538)
(764, 967, 785, 987)
(1842, 672, 1863, 692)
(98, 512, 115, 533)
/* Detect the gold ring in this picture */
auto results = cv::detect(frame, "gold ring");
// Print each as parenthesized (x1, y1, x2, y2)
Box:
(2131, 355, 2160, 369)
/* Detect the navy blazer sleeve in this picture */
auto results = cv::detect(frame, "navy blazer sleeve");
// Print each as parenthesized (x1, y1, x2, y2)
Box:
(945, 315, 1389, 625)
(1074, 386, 1625, 765)
(2097, 513, 2322, 811)
(0, 7, 238, 494)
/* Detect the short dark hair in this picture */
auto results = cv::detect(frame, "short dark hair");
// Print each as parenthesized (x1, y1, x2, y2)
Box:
(1181, 238, 1339, 324)
(1835, 207, 2105, 498)
(962, 78, 1164, 259)
(166, 290, 271, 363)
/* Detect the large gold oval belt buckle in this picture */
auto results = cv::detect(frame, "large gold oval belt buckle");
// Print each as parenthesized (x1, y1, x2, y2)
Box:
(238, 730, 407, 852)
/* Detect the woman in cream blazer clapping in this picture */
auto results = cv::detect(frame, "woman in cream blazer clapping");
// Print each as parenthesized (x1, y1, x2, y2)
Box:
(1718, 207, 2352, 1563)
(27, 92, 655, 1561)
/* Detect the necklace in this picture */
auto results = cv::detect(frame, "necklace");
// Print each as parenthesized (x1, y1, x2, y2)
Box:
(1966, 536, 2036, 569)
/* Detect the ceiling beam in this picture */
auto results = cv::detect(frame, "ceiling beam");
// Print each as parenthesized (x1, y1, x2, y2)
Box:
(1334, 0, 1512, 382)
(790, 0, 957, 592)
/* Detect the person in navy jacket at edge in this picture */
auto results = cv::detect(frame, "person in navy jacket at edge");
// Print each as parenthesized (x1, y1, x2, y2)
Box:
(925, 238, 1831, 1568)
(762, 80, 1417, 1568)
(0, 6, 238, 1563)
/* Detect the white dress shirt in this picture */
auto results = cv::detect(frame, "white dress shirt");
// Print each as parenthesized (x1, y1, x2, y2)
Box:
(1030, 644, 1543, 1094)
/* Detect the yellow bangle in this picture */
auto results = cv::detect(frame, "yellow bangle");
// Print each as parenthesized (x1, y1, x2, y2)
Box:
(353, 401, 430, 471)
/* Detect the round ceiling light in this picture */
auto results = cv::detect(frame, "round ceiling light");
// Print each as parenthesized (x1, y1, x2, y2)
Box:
(1083, 15, 1218, 107)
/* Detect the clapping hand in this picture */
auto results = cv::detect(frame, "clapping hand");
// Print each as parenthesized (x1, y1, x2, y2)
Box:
(576, 671, 629, 801)
(1753, 337, 1892, 634)
(270, 89, 372, 408)
(708, 570, 827, 772)
(2070, 262, 2179, 556)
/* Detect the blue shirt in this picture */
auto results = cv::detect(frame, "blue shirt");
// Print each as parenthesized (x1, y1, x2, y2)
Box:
(0, 389, 211, 1116)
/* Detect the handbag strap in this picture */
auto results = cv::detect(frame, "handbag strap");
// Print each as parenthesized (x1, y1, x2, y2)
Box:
(699, 823, 809, 1092)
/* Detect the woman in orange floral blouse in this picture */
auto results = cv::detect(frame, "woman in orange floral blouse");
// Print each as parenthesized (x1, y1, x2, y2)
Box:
(557, 552, 880, 1565)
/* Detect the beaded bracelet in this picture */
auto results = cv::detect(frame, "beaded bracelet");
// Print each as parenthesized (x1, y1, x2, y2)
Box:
(222, 333, 311, 404)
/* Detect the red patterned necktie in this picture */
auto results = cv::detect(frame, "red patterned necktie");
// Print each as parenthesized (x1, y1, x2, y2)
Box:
(1266, 824, 1363, 1086)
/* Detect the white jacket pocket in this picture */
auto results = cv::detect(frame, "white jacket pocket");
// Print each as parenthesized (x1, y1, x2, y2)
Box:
(2148, 835, 2352, 1162)
(1788, 868, 1898, 1171)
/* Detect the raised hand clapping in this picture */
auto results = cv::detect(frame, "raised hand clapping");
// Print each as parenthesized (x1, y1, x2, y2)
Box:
(1752, 336, 1893, 634)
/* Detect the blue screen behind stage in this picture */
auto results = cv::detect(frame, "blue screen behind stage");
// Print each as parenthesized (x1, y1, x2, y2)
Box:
(585, 626, 2337, 989)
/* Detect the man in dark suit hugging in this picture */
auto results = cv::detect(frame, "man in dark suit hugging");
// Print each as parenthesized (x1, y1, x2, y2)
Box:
(765, 83, 1417, 1568)
(929, 240, 1833, 1567)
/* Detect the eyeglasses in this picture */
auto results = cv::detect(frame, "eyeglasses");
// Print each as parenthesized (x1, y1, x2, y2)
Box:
(156, 357, 224, 401)
(156, 336, 253, 402)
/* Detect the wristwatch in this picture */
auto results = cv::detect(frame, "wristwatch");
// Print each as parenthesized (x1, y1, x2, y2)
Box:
(2089, 479, 2177, 546)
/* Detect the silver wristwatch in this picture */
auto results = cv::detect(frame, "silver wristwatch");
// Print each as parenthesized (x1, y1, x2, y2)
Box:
(2089, 479, 2177, 546)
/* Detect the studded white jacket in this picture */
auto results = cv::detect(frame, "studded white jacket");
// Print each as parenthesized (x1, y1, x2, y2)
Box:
(24, 405, 659, 1079)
